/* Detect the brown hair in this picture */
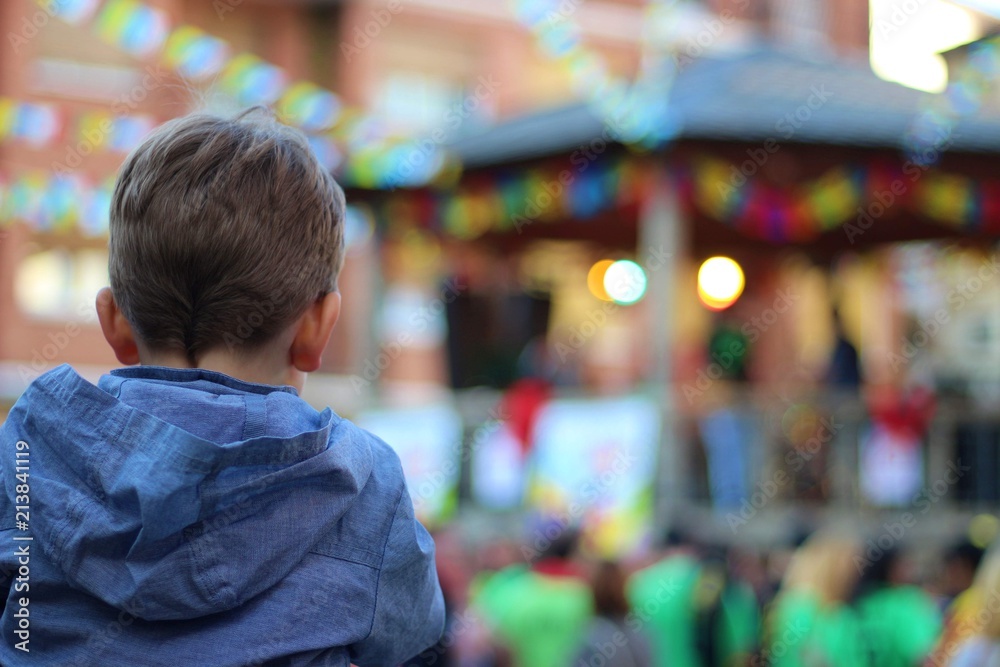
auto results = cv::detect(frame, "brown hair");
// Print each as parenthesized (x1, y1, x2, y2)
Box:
(591, 561, 631, 618)
(109, 108, 345, 362)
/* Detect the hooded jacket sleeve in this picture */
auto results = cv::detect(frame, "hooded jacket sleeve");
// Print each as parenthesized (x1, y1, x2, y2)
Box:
(348, 487, 445, 666)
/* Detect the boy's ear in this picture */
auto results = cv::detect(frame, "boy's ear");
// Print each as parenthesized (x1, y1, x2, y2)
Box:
(96, 287, 141, 366)
(289, 291, 341, 374)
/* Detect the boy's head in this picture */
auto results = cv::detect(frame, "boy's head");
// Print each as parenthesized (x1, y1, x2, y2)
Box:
(98, 108, 346, 388)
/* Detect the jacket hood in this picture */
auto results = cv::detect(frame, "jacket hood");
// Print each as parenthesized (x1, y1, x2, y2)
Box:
(9, 364, 374, 622)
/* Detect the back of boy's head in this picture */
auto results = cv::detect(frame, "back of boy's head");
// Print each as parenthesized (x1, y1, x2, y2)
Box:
(109, 108, 345, 363)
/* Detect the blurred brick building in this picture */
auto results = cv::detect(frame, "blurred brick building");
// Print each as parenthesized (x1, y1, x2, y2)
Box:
(0, 0, 873, 403)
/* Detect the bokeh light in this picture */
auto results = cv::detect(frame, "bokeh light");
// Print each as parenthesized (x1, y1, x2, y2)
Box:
(587, 259, 615, 302)
(969, 513, 999, 549)
(782, 404, 821, 447)
(698, 256, 745, 311)
(604, 260, 647, 305)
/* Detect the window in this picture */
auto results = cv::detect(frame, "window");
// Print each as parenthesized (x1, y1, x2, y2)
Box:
(15, 247, 107, 322)
(373, 71, 468, 133)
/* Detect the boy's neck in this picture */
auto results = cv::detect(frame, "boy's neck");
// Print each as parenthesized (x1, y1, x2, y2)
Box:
(138, 348, 304, 393)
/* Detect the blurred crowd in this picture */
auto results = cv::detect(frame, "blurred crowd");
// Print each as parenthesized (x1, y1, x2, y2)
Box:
(403, 524, 1000, 667)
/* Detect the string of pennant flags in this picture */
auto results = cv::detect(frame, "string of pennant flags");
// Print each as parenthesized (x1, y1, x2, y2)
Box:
(685, 156, 1000, 240)
(4, 151, 1000, 240)
(509, 0, 677, 147)
(0, 97, 158, 154)
(372, 154, 1000, 243)
(0, 172, 114, 236)
(0, 94, 344, 173)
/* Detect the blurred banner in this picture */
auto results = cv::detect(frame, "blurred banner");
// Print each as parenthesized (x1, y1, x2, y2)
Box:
(472, 423, 527, 511)
(526, 395, 660, 557)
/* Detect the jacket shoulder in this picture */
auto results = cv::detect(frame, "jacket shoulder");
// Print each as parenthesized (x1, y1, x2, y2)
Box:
(311, 419, 409, 565)
(335, 419, 408, 493)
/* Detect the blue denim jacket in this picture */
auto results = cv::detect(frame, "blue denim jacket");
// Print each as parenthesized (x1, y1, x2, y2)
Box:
(0, 365, 445, 666)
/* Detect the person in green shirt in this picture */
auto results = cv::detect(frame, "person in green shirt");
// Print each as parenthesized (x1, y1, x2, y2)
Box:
(472, 531, 593, 667)
(628, 545, 759, 667)
(851, 547, 942, 667)
(765, 532, 868, 667)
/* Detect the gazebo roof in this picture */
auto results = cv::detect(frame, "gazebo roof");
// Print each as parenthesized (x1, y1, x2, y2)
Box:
(450, 48, 1000, 169)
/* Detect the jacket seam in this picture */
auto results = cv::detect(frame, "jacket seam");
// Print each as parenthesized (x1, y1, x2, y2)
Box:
(188, 524, 221, 605)
(307, 544, 383, 567)
(358, 484, 407, 646)
(305, 550, 381, 569)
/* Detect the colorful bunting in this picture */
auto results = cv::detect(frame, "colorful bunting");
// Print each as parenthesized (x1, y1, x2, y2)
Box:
(0, 97, 163, 153)
(0, 95, 339, 168)
(163, 26, 229, 80)
(280, 82, 342, 133)
(510, 0, 677, 148)
(688, 157, 868, 242)
(369, 154, 1000, 244)
(375, 156, 652, 240)
(220, 53, 287, 107)
(0, 173, 114, 236)
(0, 99, 61, 146)
(94, 0, 168, 58)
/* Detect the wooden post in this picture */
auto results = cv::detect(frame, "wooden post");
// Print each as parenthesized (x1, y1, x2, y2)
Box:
(639, 159, 685, 539)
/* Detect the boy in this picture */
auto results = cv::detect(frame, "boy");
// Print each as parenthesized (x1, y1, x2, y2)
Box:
(0, 110, 445, 666)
